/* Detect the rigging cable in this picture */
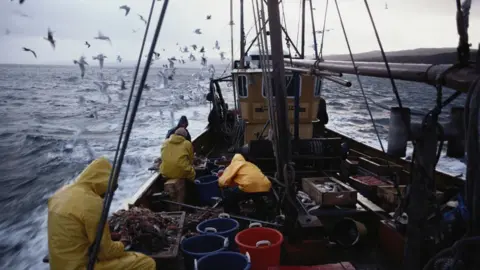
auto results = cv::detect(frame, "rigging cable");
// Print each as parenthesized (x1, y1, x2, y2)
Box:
(86, 0, 170, 269)
(295, 0, 302, 53)
(229, 0, 237, 112)
(333, 0, 386, 153)
(280, 0, 294, 66)
(319, 0, 329, 58)
(308, 0, 319, 59)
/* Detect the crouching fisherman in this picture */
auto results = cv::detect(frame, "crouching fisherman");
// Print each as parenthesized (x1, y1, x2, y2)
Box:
(159, 128, 196, 209)
(218, 154, 272, 214)
(47, 157, 156, 270)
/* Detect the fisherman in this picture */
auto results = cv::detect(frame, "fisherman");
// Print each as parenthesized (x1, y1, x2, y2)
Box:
(159, 128, 195, 209)
(166, 115, 192, 141)
(47, 157, 156, 270)
(218, 154, 272, 214)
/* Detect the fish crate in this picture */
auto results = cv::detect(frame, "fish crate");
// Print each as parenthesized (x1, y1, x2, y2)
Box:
(302, 177, 357, 206)
(348, 175, 388, 198)
(150, 211, 186, 260)
(358, 157, 402, 177)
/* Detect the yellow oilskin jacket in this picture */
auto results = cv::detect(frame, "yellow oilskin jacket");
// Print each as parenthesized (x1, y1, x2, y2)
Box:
(160, 134, 195, 181)
(47, 157, 155, 270)
(218, 154, 272, 193)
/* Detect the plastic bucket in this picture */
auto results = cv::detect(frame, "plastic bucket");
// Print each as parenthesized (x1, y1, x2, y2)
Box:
(197, 213, 240, 249)
(196, 251, 251, 270)
(330, 218, 367, 247)
(194, 175, 221, 205)
(235, 225, 284, 270)
(181, 234, 228, 270)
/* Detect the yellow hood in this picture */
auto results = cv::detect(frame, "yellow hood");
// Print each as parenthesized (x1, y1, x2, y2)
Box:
(168, 134, 186, 144)
(74, 157, 112, 196)
(231, 154, 245, 163)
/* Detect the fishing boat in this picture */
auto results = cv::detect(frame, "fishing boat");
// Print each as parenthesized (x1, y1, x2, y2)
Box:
(44, 0, 480, 269)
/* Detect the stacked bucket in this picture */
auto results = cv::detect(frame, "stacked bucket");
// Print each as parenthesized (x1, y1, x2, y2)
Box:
(181, 214, 284, 270)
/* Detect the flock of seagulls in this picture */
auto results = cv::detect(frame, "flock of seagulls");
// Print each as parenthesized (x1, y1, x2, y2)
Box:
(9, 1, 228, 86)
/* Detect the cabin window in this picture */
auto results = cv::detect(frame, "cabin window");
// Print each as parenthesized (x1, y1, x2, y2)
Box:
(237, 75, 248, 97)
(262, 73, 301, 98)
(314, 77, 322, 97)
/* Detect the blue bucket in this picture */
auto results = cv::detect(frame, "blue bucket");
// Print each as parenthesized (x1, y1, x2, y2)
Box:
(194, 175, 221, 205)
(181, 234, 228, 270)
(196, 251, 251, 270)
(197, 214, 240, 249)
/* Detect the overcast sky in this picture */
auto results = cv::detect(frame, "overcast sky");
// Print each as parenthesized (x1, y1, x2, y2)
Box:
(0, 0, 479, 65)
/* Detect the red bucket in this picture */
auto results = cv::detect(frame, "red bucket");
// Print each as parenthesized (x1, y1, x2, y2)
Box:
(235, 226, 284, 270)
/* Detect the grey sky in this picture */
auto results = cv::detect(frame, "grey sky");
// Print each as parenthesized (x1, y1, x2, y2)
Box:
(0, 0, 479, 65)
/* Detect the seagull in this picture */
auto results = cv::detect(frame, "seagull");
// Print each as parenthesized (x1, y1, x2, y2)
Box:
(220, 52, 226, 60)
(94, 31, 112, 45)
(73, 56, 88, 79)
(138, 14, 147, 25)
(44, 28, 55, 49)
(19, 0, 26, 4)
(120, 78, 127, 90)
(194, 29, 202, 34)
(168, 58, 175, 68)
(191, 44, 197, 51)
(199, 46, 205, 53)
(153, 51, 160, 60)
(214, 40, 220, 50)
(85, 41, 91, 48)
(157, 69, 168, 87)
(189, 53, 196, 61)
(117, 55, 122, 63)
(315, 29, 333, 34)
(22, 47, 37, 58)
(119, 5, 131, 16)
(132, 28, 140, 33)
(93, 54, 107, 69)
(385, 3, 388, 9)
(206, 15, 212, 20)
(183, 46, 189, 53)
(201, 56, 207, 66)
(13, 10, 30, 18)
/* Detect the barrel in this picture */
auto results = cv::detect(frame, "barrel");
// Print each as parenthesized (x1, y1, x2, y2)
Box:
(197, 214, 240, 249)
(181, 234, 228, 270)
(195, 251, 251, 270)
(194, 175, 221, 205)
(235, 226, 284, 270)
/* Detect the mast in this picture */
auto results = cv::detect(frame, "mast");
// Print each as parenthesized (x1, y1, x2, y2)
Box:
(300, 0, 306, 58)
(240, 0, 245, 68)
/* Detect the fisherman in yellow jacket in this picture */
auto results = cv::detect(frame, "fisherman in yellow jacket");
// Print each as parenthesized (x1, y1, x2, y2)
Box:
(218, 154, 271, 214)
(159, 128, 195, 181)
(47, 157, 156, 270)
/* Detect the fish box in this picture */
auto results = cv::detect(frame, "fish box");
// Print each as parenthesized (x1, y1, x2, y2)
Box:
(302, 177, 357, 206)
(358, 157, 402, 177)
(348, 175, 387, 198)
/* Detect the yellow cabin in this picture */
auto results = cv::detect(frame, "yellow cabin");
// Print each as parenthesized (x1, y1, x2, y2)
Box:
(232, 68, 323, 144)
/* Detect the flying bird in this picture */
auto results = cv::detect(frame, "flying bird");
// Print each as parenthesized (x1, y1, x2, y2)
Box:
(201, 56, 207, 67)
(120, 78, 127, 90)
(92, 54, 107, 69)
(214, 40, 220, 50)
(191, 44, 197, 51)
(199, 46, 205, 53)
(153, 51, 160, 60)
(73, 56, 88, 79)
(44, 28, 55, 49)
(119, 5, 131, 16)
(206, 15, 212, 20)
(94, 31, 112, 45)
(168, 58, 175, 69)
(220, 52, 226, 60)
(189, 53, 196, 61)
(22, 47, 37, 58)
(117, 55, 122, 63)
(138, 14, 147, 25)
(85, 41, 91, 48)
(194, 29, 202, 34)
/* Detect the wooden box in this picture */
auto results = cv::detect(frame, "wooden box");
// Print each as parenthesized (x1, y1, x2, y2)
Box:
(302, 177, 357, 206)
(358, 157, 402, 176)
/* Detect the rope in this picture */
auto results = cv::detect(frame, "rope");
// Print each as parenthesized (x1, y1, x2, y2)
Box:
(333, 0, 385, 153)
(280, 0, 294, 66)
(229, 0, 237, 111)
(319, 0, 329, 58)
(86, 0, 170, 268)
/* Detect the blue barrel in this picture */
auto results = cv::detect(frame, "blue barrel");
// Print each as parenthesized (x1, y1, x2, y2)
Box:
(181, 234, 228, 270)
(197, 215, 240, 249)
(194, 175, 221, 205)
(196, 251, 251, 270)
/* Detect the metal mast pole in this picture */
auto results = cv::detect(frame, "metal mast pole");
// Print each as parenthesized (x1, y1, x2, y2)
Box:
(300, 0, 306, 58)
(266, 0, 295, 226)
(240, 0, 245, 68)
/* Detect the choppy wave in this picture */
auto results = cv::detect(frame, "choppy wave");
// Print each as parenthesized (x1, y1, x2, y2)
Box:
(0, 65, 467, 269)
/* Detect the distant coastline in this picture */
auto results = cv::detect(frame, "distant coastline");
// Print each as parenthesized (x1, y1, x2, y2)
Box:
(323, 47, 478, 64)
